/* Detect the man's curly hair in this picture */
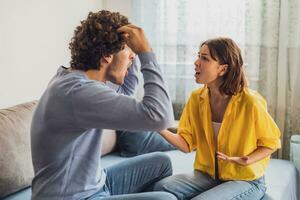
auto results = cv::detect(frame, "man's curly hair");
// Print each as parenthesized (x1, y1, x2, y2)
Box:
(69, 10, 129, 71)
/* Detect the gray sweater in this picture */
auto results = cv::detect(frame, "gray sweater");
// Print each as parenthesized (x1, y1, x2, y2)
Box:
(30, 52, 174, 200)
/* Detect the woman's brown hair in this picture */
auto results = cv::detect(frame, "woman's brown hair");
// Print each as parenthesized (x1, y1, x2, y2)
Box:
(201, 37, 248, 96)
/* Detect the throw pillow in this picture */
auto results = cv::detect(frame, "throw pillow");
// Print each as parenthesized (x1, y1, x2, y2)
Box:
(0, 101, 37, 198)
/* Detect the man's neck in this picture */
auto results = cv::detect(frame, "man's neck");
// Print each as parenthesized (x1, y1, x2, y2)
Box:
(84, 69, 106, 83)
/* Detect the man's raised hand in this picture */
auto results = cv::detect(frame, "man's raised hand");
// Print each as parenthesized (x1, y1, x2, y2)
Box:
(118, 24, 152, 54)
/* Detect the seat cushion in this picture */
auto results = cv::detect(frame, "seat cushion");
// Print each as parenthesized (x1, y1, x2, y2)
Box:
(101, 129, 117, 156)
(0, 101, 37, 198)
(263, 159, 298, 200)
(3, 151, 299, 200)
(2, 187, 31, 200)
(102, 151, 298, 200)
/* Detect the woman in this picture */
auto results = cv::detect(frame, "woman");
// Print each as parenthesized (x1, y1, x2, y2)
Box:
(154, 37, 281, 200)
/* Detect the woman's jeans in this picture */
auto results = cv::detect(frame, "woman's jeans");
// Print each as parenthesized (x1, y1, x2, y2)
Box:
(153, 170, 266, 200)
(87, 152, 177, 200)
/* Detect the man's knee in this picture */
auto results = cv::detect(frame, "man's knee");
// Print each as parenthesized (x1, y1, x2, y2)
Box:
(150, 152, 172, 174)
(148, 152, 170, 163)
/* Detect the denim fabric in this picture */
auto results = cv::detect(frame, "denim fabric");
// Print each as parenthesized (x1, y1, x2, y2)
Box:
(153, 170, 266, 200)
(116, 130, 176, 157)
(87, 152, 176, 200)
(89, 191, 176, 200)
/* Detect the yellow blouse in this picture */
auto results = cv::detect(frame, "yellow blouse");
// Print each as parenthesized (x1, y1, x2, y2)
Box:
(178, 86, 281, 181)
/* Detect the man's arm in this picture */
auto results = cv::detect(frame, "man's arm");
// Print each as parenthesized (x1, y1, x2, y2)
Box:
(72, 25, 174, 131)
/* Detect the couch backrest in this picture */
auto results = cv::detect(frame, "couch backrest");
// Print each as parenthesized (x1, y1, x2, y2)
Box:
(0, 101, 117, 198)
(0, 101, 37, 198)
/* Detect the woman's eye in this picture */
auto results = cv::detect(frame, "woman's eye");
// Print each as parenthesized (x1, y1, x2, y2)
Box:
(201, 56, 208, 61)
(197, 54, 209, 61)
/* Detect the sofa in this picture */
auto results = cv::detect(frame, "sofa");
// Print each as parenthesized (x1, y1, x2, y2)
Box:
(0, 101, 299, 200)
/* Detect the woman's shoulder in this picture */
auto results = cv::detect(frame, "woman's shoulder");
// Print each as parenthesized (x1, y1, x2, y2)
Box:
(240, 88, 267, 108)
(190, 86, 207, 98)
(183, 87, 207, 106)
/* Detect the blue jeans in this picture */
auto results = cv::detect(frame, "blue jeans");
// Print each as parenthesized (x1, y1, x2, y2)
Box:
(153, 170, 266, 200)
(88, 152, 177, 200)
(117, 130, 176, 157)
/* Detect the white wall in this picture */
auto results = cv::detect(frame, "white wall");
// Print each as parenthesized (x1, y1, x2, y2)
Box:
(0, 0, 103, 108)
(103, 0, 133, 20)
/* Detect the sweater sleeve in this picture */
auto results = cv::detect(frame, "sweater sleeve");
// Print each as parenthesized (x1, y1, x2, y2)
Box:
(71, 52, 174, 131)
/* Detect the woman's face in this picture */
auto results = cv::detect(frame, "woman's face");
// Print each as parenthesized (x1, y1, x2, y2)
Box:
(194, 44, 224, 85)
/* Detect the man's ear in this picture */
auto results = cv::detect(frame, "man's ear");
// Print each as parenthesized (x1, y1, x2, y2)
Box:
(219, 64, 228, 76)
(100, 55, 113, 64)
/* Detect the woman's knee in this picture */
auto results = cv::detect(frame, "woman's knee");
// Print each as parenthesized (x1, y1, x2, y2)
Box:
(152, 192, 177, 200)
(153, 178, 165, 191)
(153, 175, 174, 191)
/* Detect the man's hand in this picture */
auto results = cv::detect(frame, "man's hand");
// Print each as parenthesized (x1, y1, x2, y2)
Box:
(216, 151, 250, 166)
(117, 24, 151, 54)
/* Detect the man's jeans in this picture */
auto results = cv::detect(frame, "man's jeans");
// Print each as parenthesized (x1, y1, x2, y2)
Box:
(117, 130, 176, 157)
(88, 152, 177, 200)
(153, 170, 266, 200)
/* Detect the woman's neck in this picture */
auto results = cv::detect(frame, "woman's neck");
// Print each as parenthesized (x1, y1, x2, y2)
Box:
(207, 81, 231, 123)
(207, 81, 230, 101)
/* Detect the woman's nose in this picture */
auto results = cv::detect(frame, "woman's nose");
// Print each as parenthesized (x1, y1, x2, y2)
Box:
(194, 58, 200, 68)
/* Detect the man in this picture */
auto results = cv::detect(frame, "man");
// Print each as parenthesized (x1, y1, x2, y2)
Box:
(31, 10, 175, 200)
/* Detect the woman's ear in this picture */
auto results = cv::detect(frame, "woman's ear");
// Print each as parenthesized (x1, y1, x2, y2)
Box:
(219, 64, 228, 76)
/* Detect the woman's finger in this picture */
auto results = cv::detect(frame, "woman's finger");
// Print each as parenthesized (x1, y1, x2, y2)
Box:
(217, 154, 227, 160)
(217, 151, 227, 157)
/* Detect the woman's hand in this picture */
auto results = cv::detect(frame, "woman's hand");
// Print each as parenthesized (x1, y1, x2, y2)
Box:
(216, 151, 250, 166)
(217, 146, 275, 166)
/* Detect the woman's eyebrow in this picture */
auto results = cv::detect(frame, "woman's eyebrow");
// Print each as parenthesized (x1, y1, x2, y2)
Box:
(199, 53, 209, 56)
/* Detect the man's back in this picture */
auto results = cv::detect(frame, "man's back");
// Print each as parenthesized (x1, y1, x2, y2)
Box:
(31, 67, 107, 199)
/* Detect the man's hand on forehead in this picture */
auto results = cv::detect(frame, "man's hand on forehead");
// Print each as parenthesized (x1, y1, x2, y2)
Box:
(117, 24, 152, 54)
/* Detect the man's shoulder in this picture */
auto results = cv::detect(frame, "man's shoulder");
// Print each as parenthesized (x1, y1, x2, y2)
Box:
(54, 68, 106, 92)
